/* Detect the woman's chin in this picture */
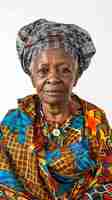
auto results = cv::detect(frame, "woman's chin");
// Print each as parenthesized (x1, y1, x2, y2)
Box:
(42, 94, 67, 105)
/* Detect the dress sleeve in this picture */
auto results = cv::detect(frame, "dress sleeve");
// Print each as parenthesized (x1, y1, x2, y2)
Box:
(71, 110, 112, 200)
(83, 112, 112, 200)
(93, 111, 112, 183)
(0, 110, 29, 200)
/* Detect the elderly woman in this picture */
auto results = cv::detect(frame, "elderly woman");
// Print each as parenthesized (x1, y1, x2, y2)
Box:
(0, 19, 112, 200)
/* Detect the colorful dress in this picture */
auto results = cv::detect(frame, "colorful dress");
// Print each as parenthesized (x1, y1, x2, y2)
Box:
(0, 94, 112, 200)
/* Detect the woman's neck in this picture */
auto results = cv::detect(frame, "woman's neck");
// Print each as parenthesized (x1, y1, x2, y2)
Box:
(42, 102, 71, 124)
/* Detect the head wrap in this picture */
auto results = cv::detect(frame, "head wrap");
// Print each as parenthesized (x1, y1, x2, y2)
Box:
(16, 18, 96, 76)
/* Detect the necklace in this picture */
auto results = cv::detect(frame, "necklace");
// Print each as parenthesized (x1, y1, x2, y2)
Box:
(35, 100, 85, 150)
(52, 124, 61, 137)
(39, 106, 76, 146)
(32, 102, 84, 154)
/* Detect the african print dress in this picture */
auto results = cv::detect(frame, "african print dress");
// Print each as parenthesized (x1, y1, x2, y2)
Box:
(0, 94, 112, 200)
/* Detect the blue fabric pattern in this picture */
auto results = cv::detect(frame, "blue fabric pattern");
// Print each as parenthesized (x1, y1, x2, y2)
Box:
(69, 139, 97, 171)
(46, 149, 62, 164)
(70, 115, 84, 129)
(2, 109, 32, 144)
(0, 170, 25, 192)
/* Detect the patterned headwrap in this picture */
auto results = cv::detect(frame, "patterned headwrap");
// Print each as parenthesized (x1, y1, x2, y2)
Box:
(16, 19, 96, 76)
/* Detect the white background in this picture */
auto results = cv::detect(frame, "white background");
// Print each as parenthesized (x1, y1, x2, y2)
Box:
(0, 0, 112, 126)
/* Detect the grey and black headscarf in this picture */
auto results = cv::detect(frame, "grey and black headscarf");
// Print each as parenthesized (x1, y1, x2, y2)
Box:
(16, 18, 96, 76)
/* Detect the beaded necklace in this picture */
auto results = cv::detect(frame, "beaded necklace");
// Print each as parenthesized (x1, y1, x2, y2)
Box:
(39, 104, 84, 147)
(32, 98, 84, 153)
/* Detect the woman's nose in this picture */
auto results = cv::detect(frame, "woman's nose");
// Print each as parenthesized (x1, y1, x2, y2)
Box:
(47, 68, 60, 84)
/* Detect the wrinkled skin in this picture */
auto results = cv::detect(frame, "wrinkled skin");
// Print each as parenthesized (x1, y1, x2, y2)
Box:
(30, 48, 78, 105)
(30, 48, 79, 122)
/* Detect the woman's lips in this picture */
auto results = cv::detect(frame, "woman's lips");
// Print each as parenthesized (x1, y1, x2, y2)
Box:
(44, 90, 63, 93)
(44, 90, 63, 95)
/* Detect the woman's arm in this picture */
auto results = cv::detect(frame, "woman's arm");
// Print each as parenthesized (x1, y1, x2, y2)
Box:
(71, 110, 112, 199)
(0, 111, 29, 200)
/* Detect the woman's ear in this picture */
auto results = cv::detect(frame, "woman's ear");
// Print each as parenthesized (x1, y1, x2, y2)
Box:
(73, 78, 78, 86)
(29, 62, 37, 88)
(30, 75, 36, 88)
(73, 56, 79, 86)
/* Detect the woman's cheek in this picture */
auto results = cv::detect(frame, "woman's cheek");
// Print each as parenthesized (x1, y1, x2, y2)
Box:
(35, 81, 44, 97)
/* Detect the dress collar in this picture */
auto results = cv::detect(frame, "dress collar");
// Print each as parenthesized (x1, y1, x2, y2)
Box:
(17, 93, 88, 121)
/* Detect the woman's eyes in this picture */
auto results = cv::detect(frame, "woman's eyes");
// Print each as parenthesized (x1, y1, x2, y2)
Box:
(61, 67, 71, 73)
(36, 66, 49, 76)
(38, 68, 48, 74)
(36, 64, 72, 77)
(59, 64, 72, 74)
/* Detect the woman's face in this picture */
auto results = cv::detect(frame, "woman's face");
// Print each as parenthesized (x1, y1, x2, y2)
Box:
(30, 48, 78, 105)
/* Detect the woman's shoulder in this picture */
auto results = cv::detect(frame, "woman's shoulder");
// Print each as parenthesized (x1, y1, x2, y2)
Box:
(1, 94, 39, 123)
(0, 94, 38, 137)
(73, 94, 110, 128)
(73, 94, 105, 115)
(1, 108, 20, 126)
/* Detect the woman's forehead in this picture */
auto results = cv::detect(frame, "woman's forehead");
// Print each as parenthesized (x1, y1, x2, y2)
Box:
(32, 48, 75, 64)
